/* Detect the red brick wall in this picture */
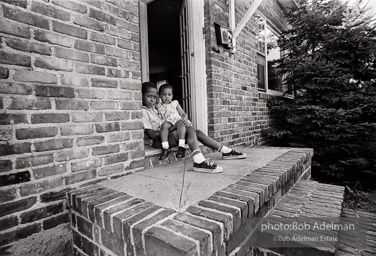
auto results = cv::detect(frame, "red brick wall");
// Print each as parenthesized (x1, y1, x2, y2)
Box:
(0, 0, 142, 246)
(204, 0, 287, 146)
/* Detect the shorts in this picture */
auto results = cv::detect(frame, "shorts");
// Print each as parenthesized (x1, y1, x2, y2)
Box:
(152, 132, 178, 149)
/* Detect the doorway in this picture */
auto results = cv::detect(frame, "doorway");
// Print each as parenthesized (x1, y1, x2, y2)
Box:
(147, 0, 183, 104)
(139, 0, 208, 133)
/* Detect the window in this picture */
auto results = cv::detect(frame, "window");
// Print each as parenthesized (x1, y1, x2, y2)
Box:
(255, 13, 284, 94)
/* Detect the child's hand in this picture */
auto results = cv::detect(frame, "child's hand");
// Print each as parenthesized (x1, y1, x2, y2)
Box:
(181, 118, 192, 127)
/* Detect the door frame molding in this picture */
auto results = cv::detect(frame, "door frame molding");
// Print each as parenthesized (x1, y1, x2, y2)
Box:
(187, 0, 207, 134)
(139, 0, 152, 83)
(139, 0, 208, 134)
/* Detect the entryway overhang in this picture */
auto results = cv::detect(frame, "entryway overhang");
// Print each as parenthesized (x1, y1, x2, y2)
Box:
(229, 0, 297, 52)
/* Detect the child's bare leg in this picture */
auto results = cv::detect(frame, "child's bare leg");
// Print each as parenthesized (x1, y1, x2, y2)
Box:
(185, 127, 208, 164)
(160, 121, 172, 149)
(175, 120, 186, 140)
(159, 122, 173, 160)
(196, 129, 221, 150)
(185, 126, 200, 151)
(175, 120, 187, 157)
(196, 129, 246, 159)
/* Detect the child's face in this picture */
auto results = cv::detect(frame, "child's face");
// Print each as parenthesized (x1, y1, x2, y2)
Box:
(160, 88, 173, 104)
(142, 87, 158, 108)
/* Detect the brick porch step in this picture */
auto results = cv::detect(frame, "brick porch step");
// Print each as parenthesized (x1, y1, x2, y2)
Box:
(336, 209, 376, 256)
(237, 179, 346, 256)
(244, 180, 376, 256)
(67, 148, 313, 256)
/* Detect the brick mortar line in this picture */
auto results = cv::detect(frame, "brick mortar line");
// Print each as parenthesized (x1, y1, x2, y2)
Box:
(204, 198, 243, 216)
(0, 154, 143, 184)
(66, 178, 107, 193)
(80, 191, 120, 215)
(219, 187, 260, 214)
(1, 126, 142, 144)
(193, 204, 235, 219)
(71, 221, 117, 256)
(72, 244, 90, 256)
(0, 54, 138, 80)
(109, 202, 153, 233)
(111, 166, 144, 178)
(140, 212, 179, 254)
(75, 190, 114, 209)
(68, 184, 102, 207)
(154, 224, 203, 256)
(72, 210, 111, 250)
(183, 211, 225, 246)
(99, 199, 136, 229)
(172, 218, 215, 255)
(0, 205, 68, 235)
(92, 194, 131, 212)
(305, 185, 344, 216)
(278, 183, 318, 216)
(127, 207, 167, 256)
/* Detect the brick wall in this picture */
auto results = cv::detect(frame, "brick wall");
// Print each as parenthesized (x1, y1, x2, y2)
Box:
(204, 0, 287, 146)
(0, 0, 142, 247)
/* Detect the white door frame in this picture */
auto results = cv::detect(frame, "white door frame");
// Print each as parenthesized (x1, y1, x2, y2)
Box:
(139, 0, 152, 83)
(139, 0, 208, 134)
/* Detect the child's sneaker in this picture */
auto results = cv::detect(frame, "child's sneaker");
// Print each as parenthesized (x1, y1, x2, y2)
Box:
(192, 160, 223, 173)
(222, 150, 247, 160)
(159, 149, 171, 160)
(176, 146, 186, 158)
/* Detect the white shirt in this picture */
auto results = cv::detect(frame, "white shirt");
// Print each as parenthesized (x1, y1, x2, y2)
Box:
(143, 106, 163, 131)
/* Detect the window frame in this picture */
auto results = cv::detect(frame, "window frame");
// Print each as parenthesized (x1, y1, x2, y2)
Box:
(254, 12, 288, 97)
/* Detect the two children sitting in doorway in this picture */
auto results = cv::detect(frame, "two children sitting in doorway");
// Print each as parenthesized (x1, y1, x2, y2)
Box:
(142, 82, 246, 173)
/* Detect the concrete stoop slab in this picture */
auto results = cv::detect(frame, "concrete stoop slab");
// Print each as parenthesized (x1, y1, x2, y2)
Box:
(100, 147, 292, 212)
(67, 147, 314, 256)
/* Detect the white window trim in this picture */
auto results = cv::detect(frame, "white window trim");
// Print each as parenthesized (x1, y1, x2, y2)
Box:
(255, 11, 287, 97)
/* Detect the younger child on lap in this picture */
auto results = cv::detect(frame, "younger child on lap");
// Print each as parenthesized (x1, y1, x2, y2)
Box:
(157, 84, 191, 160)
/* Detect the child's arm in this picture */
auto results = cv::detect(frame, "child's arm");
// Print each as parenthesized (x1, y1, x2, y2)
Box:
(176, 103, 189, 120)
(176, 103, 192, 126)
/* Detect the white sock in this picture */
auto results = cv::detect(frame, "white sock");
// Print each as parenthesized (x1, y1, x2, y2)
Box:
(162, 141, 169, 149)
(218, 145, 232, 153)
(192, 149, 206, 163)
(178, 139, 185, 148)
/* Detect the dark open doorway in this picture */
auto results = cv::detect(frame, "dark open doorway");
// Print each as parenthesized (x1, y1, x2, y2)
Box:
(147, 0, 184, 104)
